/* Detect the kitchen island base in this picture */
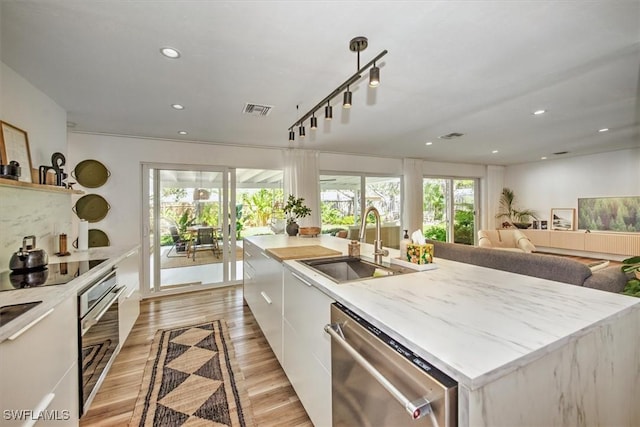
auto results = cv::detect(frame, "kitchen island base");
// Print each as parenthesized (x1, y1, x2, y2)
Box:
(462, 307, 640, 426)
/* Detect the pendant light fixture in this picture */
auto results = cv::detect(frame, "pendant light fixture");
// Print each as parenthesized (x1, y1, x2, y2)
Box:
(343, 86, 352, 108)
(288, 36, 387, 140)
(369, 62, 380, 87)
(289, 129, 295, 141)
(325, 102, 333, 120)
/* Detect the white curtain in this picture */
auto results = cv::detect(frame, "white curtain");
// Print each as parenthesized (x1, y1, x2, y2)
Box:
(283, 149, 320, 226)
(402, 158, 424, 235)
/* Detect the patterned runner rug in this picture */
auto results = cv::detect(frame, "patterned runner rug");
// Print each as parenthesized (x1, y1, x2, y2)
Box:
(130, 320, 255, 427)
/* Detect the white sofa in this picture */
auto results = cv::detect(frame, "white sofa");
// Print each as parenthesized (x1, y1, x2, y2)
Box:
(477, 229, 536, 253)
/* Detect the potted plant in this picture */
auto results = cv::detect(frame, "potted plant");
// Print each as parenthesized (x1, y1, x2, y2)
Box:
(621, 256, 640, 297)
(283, 194, 312, 236)
(495, 187, 538, 229)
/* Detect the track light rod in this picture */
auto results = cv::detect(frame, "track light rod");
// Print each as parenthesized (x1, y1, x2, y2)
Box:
(289, 49, 388, 130)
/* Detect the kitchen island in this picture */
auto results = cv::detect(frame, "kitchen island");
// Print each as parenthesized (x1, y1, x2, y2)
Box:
(244, 234, 640, 427)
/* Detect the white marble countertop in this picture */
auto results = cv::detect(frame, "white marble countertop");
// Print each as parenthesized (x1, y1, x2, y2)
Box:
(0, 245, 139, 343)
(247, 235, 640, 390)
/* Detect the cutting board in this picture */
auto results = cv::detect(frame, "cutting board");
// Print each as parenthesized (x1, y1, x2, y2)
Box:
(266, 245, 342, 261)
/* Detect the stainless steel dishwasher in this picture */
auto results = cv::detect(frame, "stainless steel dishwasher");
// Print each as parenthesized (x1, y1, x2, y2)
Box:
(325, 303, 457, 427)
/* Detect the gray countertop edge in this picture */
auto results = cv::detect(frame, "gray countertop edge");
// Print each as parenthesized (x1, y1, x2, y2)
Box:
(0, 244, 140, 343)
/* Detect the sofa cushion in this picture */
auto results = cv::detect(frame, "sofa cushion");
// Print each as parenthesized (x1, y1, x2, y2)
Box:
(428, 239, 591, 286)
(477, 229, 535, 253)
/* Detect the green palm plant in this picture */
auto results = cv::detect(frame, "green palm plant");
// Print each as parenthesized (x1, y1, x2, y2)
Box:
(495, 187, 538, 228)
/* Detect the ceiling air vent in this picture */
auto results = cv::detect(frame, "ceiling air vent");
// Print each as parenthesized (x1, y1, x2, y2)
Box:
(242, 103, 273, 117)
(553, 151, 569, 155)
(438, 132, 464, 140)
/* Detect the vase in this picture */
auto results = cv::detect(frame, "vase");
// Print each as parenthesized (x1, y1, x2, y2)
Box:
(286, 222, 299, 236)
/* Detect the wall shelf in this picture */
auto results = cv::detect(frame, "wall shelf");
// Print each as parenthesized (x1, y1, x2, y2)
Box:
(0, 177, 84, 194)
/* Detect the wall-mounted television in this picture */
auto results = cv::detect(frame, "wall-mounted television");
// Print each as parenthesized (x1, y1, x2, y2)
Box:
(578, 196, 640, 232)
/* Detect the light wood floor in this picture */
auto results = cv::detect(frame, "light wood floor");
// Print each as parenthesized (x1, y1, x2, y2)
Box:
(80, 286, 312, 427)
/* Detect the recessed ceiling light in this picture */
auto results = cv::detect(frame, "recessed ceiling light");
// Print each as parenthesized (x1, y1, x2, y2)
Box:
(532, 109, 546, 115)
(598, 128, 609, 132)
(541, 156, 547, 160)
(492, 150, 499, 154)
(178, 131, 188, 135)
(425, 141, 433, 146)
(160, 47, 180, 59)
(171, 104, 184, 110)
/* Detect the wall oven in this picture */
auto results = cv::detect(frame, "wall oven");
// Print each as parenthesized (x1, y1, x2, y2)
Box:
(77, 267, 125, 416)
(326, 303, 458, 427)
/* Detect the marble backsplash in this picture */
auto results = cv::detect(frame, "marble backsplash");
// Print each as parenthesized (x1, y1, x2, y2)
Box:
(0, 187, 72, 271)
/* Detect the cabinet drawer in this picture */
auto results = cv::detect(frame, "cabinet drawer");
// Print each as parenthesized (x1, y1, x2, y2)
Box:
(0, 297, 77, 425)
(255, 287, 283, 363)
(283, 319, 331, 427)
(36, 363, 79, 426)
(119, 288, 140, 344)
(283, 268, 333, 370)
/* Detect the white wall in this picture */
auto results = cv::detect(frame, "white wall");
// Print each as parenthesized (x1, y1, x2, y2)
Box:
(502, 148, 640, 226)
(1, 62, 67, 168)
(0, 61, 69, 269)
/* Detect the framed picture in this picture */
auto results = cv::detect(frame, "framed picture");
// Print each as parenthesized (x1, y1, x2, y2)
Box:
(0, 121, 33, 183)
(540, 220, 548, 230)
(551, 208, 575, 231)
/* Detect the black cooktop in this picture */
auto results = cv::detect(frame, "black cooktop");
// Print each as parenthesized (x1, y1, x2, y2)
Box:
(0, 259, 107, 292)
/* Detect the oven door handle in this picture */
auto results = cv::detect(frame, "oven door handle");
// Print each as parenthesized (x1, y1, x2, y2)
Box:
(325, 322, 435, 422)
(81, 286, 125, 336)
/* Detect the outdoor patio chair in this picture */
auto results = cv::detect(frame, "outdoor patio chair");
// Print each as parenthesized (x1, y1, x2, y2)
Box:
(191, 227, 221, 260)
(166, 225, 188, 257)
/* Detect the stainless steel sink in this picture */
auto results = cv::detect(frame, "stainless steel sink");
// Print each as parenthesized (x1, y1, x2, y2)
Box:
(299, 256, 417, 283)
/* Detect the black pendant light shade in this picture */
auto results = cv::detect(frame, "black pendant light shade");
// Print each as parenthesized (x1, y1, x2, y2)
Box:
(310, 115, 318, 129)
(299, 123, 306, 138)
(289, 129, 295, 141)
(325, 103, 333, 120)
(343, 87, 352, 108)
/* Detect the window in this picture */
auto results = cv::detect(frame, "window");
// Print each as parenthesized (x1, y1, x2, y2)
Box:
(320, 173, 402, 248)
(423, 178, 478, 245)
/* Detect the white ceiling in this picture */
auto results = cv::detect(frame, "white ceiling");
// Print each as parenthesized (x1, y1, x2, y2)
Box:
(1, 1, 639, 166)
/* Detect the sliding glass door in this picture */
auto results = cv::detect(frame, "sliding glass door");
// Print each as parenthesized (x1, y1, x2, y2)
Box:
(141, 165, 284, 297)
(142, 164, 235, 296)
(423, 178, 478, 245)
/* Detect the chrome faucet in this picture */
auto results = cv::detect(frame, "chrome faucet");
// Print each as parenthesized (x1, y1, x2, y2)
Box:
(359, 206, 389, 264)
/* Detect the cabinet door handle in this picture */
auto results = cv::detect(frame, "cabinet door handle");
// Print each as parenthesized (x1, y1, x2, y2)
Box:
(8, 308, 54, 341)
(291, 272, 314, 287)
(260, 291, 272, 305)
(260, 251, 271, 259)
(24, 392, 55, 427)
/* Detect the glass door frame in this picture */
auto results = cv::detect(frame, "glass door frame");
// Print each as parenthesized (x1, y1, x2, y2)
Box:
(141, 162, 237, 298)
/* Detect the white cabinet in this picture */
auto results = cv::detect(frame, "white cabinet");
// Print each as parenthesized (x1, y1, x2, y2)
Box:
(117, 248, 140, 344)
(282, 267, 334, 427)
(0, 296, 78, 426)
(243, 241, 283, 363)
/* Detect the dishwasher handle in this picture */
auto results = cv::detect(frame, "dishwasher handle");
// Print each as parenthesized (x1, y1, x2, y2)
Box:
(325, 322, 435, 422)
